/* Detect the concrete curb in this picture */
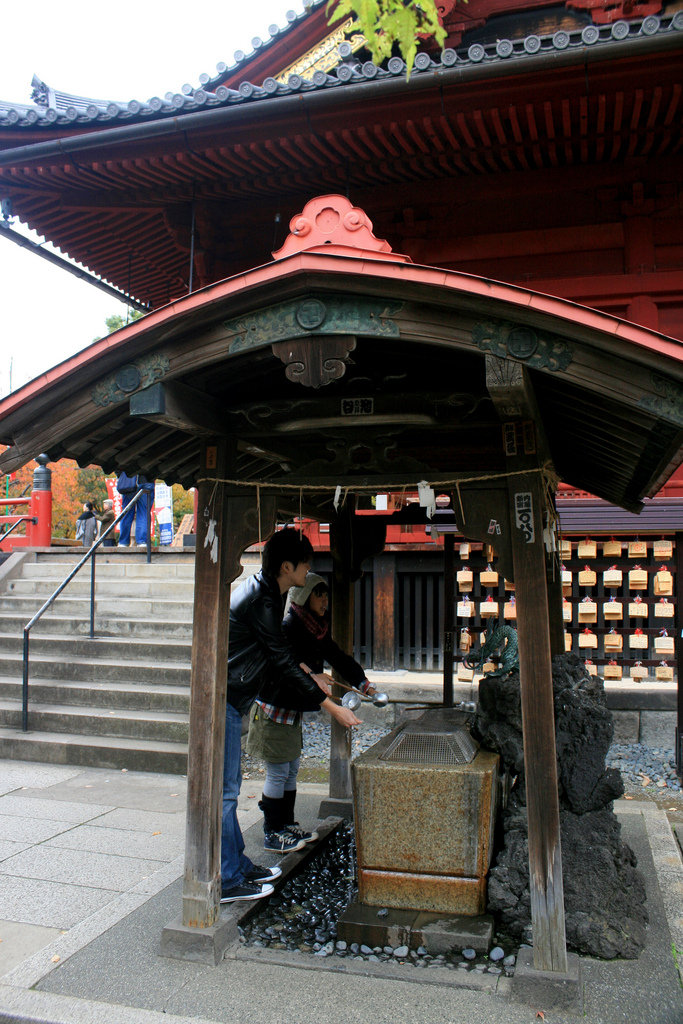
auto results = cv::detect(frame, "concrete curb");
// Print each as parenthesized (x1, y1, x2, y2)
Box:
(0, 984, 224, 1024)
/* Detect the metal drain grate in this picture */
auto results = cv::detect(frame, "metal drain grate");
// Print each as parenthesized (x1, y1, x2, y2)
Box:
(381, 729, 478, 765)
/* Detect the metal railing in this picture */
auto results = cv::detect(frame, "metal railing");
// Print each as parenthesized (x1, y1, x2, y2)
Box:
(21, 489, 151, 731)
(1, 516, 38, 543)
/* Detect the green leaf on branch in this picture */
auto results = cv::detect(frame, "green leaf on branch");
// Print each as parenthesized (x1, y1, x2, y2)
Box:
(327, 0, 449, 79)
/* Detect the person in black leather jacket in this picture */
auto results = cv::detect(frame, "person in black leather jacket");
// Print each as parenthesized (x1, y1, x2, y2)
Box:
(220, 528, 361, 905)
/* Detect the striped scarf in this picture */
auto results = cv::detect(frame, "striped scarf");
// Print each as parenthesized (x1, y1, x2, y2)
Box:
(291, 601, 329, 640)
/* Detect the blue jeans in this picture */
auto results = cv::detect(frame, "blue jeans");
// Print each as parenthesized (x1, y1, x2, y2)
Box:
(118, 491, 150, 546)
(263, 758, 301, 799)
(221, 702, 255, 889)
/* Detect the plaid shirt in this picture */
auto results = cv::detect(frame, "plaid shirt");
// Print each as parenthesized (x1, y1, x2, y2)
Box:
(256, 678, 373, 726)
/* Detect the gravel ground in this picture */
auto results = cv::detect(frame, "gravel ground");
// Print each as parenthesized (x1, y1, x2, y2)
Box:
(244, 716, 683, 796)
(607, 742, 681, 792)
(242, 714, 393, 779)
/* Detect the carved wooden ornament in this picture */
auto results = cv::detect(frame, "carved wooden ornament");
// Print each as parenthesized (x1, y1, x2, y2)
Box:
(272, 334, 356, 389)
(272, 194, 411, 263)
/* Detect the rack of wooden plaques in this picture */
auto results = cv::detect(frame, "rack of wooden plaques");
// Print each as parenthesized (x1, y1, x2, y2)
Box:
(560, 536, 678, 683)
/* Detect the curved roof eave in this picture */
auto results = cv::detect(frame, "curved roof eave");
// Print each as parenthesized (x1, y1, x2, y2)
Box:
(1, 248, 682, 430)
(1, 14, 682, 143)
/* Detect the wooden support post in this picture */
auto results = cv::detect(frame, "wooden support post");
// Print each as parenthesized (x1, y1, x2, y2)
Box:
(546, 561, 566, 658)
(329, 569, 355, 801)
(443, 533, 455, 706)
(321, 504, 386, 818)
(181, 441, 276, 930)
(485, 355, 567, 973)
(509, 471, 568, 973)
(182, 438, 232, 929)
(373, 553, 396, 671)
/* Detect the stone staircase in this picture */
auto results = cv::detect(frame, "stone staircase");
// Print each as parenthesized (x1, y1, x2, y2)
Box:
(0, 549, 253, 773)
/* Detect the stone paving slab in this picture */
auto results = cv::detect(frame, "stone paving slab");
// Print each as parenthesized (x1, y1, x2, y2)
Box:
(0, 840, 32, 861)
(86, 807, 186, 835)
(0, 794, 113, 822)
(0, 845, 166, 891)
(44, 824, 184, 862)
(0, 920, 63, 976)
(0, 876, 116, 930)
(0, 815, 75, 845)
(0, 762, 81, 797)
(38, 769, 188, 813)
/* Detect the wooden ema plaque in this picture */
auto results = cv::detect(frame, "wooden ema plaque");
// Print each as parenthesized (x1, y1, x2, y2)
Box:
(654, 569, 673, 596)
(603, 599, 623, 620)
(629, 630, 648, 650)
(604, 631, 623, 652)
(603, 566, 622, 587)
(457, 568, 473, 592)
(628, 567, 648, 590)
(604, 662, 622, 680)
(578, 599, 597, 623)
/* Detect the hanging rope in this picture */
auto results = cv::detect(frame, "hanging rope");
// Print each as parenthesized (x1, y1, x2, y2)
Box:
(197, 463, 556, 495)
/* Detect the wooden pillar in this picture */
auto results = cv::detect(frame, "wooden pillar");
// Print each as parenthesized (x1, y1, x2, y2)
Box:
(330, 568, 355, 800)
(373, 552, 396, 670)
(182, 438, 233, 928)
(508, 471, 568, 973)
(182, 440, 276, 929)
(546, 561, 566, 658)
(443, 533, 455, 706)
(328, 503, 356, 802)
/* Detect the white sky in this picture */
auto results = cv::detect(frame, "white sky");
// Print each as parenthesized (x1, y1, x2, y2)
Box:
(0, 0, 305, 398)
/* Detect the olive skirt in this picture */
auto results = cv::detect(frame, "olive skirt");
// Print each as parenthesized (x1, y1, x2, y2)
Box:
(246, 703, 302, 763)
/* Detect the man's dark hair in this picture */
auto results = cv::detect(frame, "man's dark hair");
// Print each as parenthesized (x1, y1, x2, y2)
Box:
(262, 527, 313, 577)
(84, 501, 94, 511)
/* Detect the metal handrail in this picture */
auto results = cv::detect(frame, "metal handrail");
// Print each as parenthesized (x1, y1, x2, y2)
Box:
(21, 488, 151, 731)
(1, 516, 37, 542)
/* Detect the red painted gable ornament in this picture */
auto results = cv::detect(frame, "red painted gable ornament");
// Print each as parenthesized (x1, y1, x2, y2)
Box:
(272, 195, 411, 264)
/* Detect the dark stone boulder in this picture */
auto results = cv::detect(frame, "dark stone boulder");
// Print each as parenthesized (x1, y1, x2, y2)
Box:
(473, 652, 647, 959)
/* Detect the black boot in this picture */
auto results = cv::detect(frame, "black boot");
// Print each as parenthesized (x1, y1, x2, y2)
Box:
(259, 795, 305, 853)
(282, 788, 318, 844)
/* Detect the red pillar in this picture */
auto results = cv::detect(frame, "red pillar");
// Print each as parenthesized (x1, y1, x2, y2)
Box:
(28, 455, 52, 548)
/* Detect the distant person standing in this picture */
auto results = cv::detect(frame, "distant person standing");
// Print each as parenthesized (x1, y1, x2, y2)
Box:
(75, 502, 97, 547)
(98, 499, 117, 547)
(116, 472, 154, 547)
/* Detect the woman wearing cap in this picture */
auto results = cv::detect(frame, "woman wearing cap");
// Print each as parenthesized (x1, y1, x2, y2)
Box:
(247, 572, 376, 852)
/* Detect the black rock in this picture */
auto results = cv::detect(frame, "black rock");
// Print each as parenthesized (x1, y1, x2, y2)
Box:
(479, 653, 647, 960)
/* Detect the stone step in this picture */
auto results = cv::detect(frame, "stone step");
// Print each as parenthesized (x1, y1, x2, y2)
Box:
(0, 632, 191, 663)
(34, 550, 195, 564)
(0, 613, 193, 638)
(6, 578, 196, 598)
(0, 677, 190, 712)
(0, 650, 190, 685)
(0, 698, 189, 742)
(0, 726, 188, 774)
(20, 562, 196, 579)
(0, 595, 194, 620)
